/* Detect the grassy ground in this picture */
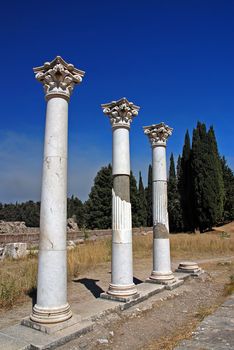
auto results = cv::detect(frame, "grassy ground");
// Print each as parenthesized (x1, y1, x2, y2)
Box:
(0, 223, 233, 309)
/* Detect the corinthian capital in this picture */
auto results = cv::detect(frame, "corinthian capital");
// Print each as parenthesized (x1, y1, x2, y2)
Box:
(33, 56, 85, 101)
(144, 122, 173, 147)
(101, 97, 140, 128)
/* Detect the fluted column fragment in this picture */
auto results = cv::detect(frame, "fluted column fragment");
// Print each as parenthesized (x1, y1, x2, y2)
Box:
(101, 98, 140, 297)
(144, 122, 175, 282)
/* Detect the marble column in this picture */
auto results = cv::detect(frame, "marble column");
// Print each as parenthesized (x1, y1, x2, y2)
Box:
(144, 123, 175, 283)
(101, 98, 139, 297)
(30, 56, 85, 324)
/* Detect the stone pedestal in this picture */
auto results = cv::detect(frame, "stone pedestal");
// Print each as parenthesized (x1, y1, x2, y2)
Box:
(176, 261, 203, 275)
(144, 123, 175, 283)
(101, 98, 140, 298)
(30, 56, 85, 324)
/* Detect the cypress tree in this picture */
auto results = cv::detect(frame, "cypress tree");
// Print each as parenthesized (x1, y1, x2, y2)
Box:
(137, 171, 147, 227)
(145, 164, 153, 227)
(168, 153, 183, 232)
(85, 164, 112, 229)
(191, 122, 224, 231)
(177, 155, 181, 180)
(130, 171, 140, 227)
(207, 126, 224, 222)
(221, 156, 234, 221)
(178, 130, 193, 231)
(191, 122, 209, 231)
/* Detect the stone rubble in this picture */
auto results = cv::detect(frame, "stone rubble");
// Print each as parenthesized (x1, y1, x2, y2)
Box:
(0, 221, 27, 234)
(1, 242, 28, 259)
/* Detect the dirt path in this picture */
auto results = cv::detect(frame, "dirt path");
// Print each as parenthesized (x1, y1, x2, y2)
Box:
(0, 254, 233, 330)
(0, 258, 233, 349)
(51, 258, 233, 350)
(174, 294, 234, 349)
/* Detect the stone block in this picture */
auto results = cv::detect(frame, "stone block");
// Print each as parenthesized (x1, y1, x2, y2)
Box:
(3, 242, 27, 259)
(67, 240, 76, 247)
(100, 292, 139, 303)
(21, 314, 81, 334)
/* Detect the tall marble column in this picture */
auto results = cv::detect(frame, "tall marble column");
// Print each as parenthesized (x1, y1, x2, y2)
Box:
(144, 123, 175, 283)
(30, 56, 85, 324)
(101, 98, 139, 297)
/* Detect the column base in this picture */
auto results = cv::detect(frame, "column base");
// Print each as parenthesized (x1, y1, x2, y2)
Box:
(176, 261, 202, 275)
(146, 274, 183, 290)
(30, 302, 72, 324)
(107, 283, 138, 297)
(148, 271, 175, 284)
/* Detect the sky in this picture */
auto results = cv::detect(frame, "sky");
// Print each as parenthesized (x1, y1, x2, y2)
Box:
(0, 0, 233, 203)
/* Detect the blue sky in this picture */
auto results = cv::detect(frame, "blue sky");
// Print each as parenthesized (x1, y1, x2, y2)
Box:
(0, 0, 233, 203)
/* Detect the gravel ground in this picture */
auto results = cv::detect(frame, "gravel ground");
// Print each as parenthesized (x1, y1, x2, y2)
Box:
(57, 259, 233, 350)
(0, 253, 233, 350)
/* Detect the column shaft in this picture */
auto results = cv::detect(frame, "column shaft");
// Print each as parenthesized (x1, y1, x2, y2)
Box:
(143, 122, 174, 283)
(102, 98, 139, 297)
(31, 97, 72, 323)
(152, 145, 169, 230)
(30, 56, 85, 324)
(108, 127, 136, 296)
(38, 97, 68, 308)
(151, 144, 173, 280)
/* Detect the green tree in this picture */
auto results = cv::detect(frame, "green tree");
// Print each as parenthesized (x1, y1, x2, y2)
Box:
(130, 171, 140, 227)
(207, 126, 224, 222)
(168, 153, 183, 232)
(178, 130, 193, 231)
(137, 171, 147, 227)
(20, 201, 40, 227)
(67, 195, 85, 228)
(191, 122, 224, 231)
(220, 157, 234, 221)
(0, 201, 40, 227)
(145, 164, 153, 227)
(84, 164, 112, 229)
(0, 203, 21, 222)
(177, 155, 181, 180)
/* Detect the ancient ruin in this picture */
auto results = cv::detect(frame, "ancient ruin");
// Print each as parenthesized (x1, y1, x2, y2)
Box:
(30, 56, 85, 324)
(144, 123, 175, 283)
(101, 98, 140, 298)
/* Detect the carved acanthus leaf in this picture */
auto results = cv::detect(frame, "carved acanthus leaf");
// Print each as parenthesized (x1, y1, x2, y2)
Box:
(33, 56, 85, 99)
(101, 98, 140, 128)
(144, 123, 173, 146)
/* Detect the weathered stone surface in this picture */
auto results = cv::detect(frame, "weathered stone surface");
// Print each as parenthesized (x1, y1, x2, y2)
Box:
(113, 175, 130, 202)
(0, 246, 4, 256)
(2, 242, 27, 259)
(175, 295, 234, 349)
(67, 240, 76, 247)
(21, 314, 81, 334)
(153, 223, 169, 239)
(0, 221, 27, 234)
(97, 338, 109, 344)
(74, 238, 84, 244)
(67, 217, 79, 232)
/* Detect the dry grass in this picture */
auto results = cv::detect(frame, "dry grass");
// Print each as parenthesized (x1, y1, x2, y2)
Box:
(0, 257, 37, 308)
(0, 223, 234, 309)
(133, 229, 234, 260)
(171, 231, 234, 258)
(67, 239, 111, 278)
